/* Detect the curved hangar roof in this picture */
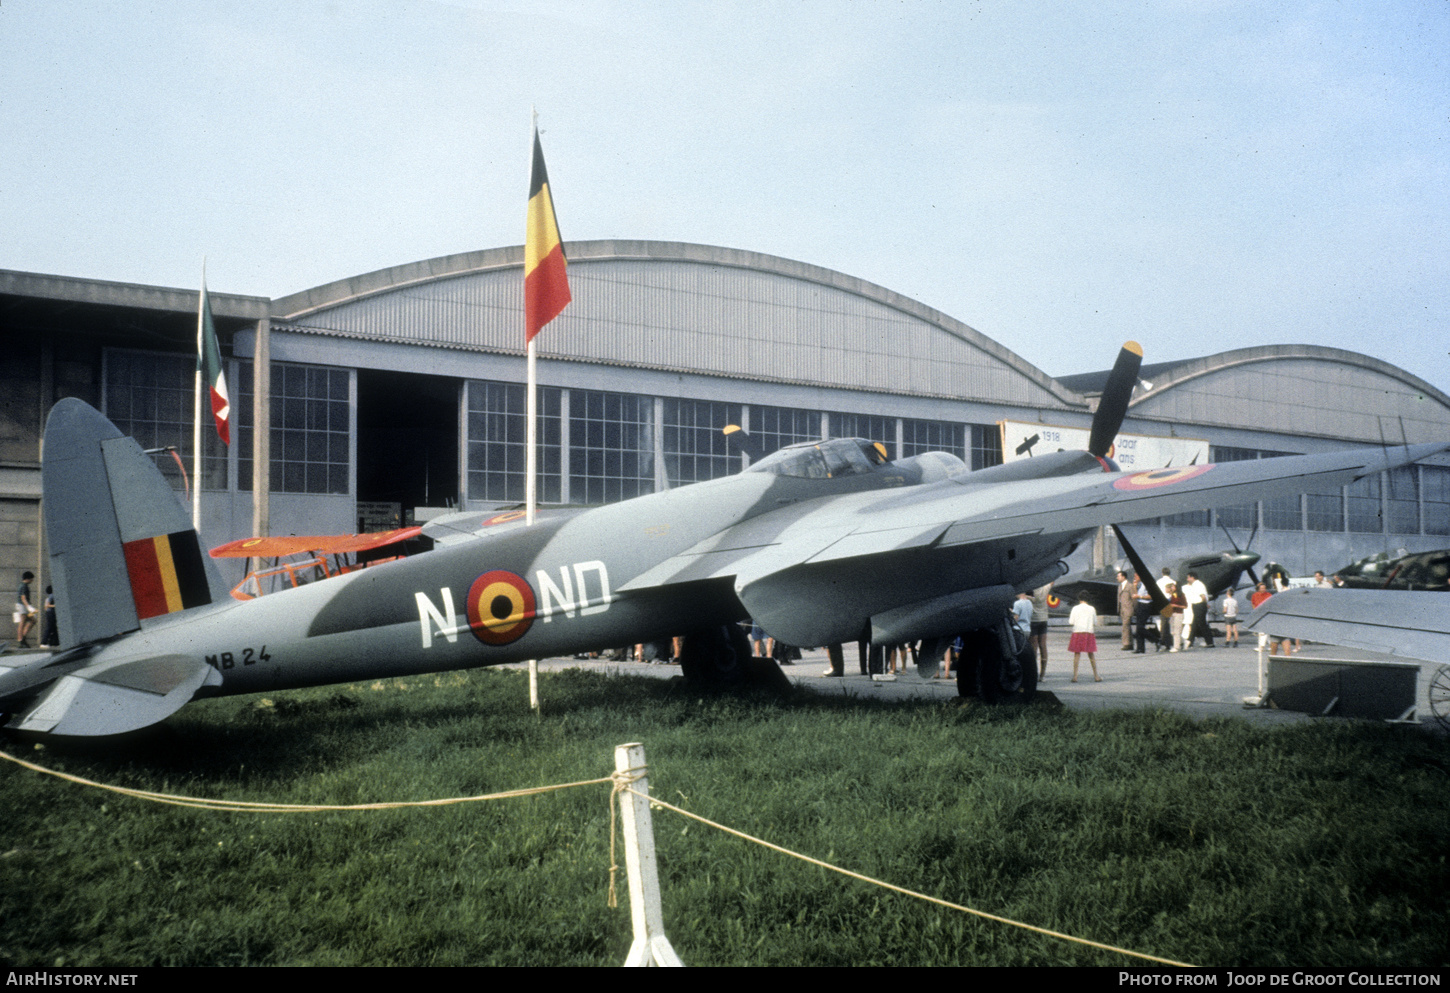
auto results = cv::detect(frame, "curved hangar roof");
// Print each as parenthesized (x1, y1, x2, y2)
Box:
(270, 240, 1082, 412)
(1060, 346, 1450, 446)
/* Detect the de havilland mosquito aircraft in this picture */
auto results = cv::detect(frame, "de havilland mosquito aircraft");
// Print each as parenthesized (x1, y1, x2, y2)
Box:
(3, 343, 1447, 737)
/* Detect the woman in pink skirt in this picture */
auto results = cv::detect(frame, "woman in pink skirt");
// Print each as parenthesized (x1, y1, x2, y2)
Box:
(1068, 594, 1101, 683)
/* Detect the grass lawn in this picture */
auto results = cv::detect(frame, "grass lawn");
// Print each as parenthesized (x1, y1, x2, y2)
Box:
(2, 667, 1446, 967)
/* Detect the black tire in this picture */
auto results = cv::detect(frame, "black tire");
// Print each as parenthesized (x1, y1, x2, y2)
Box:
(678, 624, 749, 687)
(1014, 640, 1038, 702)
(956, 630, 992, 699)
(959, 628, 1038, 704)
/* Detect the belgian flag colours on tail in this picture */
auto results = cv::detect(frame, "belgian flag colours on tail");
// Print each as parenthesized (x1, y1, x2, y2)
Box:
(524, 127, 570, 343)
(122, 530, 212, 619)
(198, 282, 231, 444)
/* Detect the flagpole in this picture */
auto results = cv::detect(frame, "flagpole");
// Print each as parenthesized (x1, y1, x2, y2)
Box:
(192, 260, 205, 531)
(526, 337, 537, 527)
(526, 109, 537, 527)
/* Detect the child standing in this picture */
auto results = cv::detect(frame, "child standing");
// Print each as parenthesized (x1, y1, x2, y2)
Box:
(1068, 594, 1100, 683)
(1221, 589, 1240, 647)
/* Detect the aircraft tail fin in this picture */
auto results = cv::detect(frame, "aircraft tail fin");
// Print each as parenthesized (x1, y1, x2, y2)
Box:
(42, 399, 222, 648)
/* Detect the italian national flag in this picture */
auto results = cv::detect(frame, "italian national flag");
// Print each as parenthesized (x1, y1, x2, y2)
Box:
(198, 283, 230, 445)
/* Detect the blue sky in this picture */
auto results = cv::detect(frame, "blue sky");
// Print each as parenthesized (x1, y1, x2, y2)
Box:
(3, 1, 1447, 391)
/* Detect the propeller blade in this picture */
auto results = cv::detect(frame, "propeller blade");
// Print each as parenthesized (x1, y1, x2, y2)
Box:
(1219, 523, 1242, 554)
(721, 425, 764, 461)
(1245, 567, 1260, 588)
(1111, 524, 1170, 616)
(1089, 341, 1143, 458)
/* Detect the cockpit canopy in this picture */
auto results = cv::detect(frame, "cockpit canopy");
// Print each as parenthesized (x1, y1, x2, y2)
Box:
(746, 437, 889, 479)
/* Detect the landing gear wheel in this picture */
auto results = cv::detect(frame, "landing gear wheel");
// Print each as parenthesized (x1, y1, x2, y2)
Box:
(1014, 640, 1038, 702)
(956, 630, 991, 699)
(976, 651, 1006, 703)
(678, 625, 748, 687)
(1430, 665, 1450, 730)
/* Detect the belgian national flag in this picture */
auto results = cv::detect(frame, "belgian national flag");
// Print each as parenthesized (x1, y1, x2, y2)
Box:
(524, 127, 571, 343)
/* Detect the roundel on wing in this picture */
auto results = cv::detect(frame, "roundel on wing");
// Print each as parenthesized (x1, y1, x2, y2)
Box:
(1112, 464, 1214, 491)
(1046, 592, 1061, 609)
(466, 569, 536, 645)
(482, 510, 527, 527)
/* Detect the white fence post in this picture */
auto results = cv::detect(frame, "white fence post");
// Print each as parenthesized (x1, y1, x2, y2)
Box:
(615, 742, 684, 967)
(528, 658, 539, 713)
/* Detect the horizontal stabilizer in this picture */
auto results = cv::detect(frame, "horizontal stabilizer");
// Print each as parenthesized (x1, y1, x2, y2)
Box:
(7, 654, 221, 737)
(1244, 588, 1450, 665)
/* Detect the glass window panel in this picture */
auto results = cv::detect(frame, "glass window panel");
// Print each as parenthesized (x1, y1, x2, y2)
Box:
(901, 419, 967, 461)
(748, 404, 820, 458)
(464, 380, 561, 504)
(568, 387, 653, 505)
(1305, 487, 1344, 532)
(238, 359, 352, 495)
(1423, 466, 1450, 535)
(664, 398, 739, 486)
(1386, 466, 1419, 535)
(1347, 473, 1383, 534)
(970, 424, 1003, 470)
(104, 349, 228, 492)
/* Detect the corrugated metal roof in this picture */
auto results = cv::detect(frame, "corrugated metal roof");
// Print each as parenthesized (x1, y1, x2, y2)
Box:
(270, 241, 1081, 410)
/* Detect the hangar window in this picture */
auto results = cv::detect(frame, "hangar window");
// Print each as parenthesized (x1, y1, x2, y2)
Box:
(969, 424, 1004, 471)
(828, 412, 894, 454)
(749, 404, 822, 457)
(902, 419, 966, 462)
(1386, 466, 1420, 535)
(465, 380, 561, 504)
(1305, 484, 1345, 532)
(238, 361, 351, 495)
(571, 389, 655, 504)
(105, 349, 228, 492)
(664, 398, 740, 487)
(1424, 467, 1450, 536)
(1346, 473, 1383, 534)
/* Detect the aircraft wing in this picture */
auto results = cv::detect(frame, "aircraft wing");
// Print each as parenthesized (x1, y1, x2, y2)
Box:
(210, 527, 423, 558)
(1243, 588, 1450, 665)
(619, 441, 1448, 644)
(630, 442, 1449, 588)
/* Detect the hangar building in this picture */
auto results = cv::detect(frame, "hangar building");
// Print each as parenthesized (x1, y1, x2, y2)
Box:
(4, 240, 1448, 631)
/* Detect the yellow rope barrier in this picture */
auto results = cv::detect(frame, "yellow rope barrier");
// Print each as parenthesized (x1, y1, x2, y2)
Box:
(629, 787, 1196, 969)
(2, 748, 1192, 966)
(0, 750, 612, 813)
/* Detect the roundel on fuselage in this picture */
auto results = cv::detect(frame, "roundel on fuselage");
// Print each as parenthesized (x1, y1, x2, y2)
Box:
(466, 569, 536, 645)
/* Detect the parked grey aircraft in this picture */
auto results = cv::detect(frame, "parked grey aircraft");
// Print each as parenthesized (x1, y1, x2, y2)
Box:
(3, 344, 1446, 737)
